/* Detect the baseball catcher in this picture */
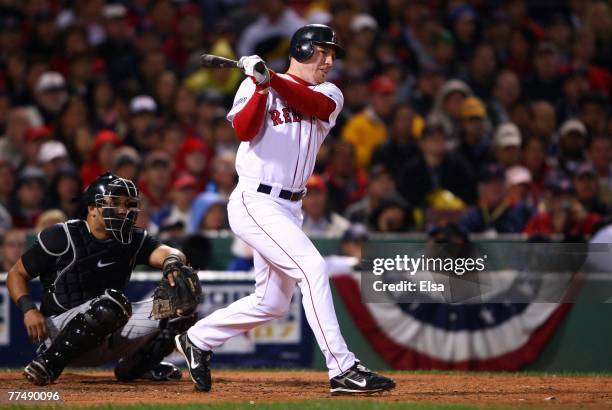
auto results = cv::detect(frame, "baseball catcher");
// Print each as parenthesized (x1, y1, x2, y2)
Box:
(6, 172, 202, 385)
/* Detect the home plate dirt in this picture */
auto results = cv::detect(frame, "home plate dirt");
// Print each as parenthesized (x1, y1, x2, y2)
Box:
(2, 370, 612, 408)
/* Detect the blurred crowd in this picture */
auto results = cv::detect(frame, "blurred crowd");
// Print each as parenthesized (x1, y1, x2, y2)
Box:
(1, 0, 612, 268)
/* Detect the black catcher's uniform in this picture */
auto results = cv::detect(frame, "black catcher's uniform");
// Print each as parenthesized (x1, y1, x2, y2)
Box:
(22, 220, 159, 317)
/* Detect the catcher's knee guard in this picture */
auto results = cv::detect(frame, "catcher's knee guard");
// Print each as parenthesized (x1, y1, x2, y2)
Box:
(40, 289, 132, 377)
(115, 314, 196, 381)
(88, 289, 132, 331)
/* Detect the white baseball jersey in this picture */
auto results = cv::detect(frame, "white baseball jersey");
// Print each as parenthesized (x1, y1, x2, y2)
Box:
(227, 74, 344, 191)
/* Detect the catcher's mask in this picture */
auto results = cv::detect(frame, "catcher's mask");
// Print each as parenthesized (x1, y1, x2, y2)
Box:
(89, 173, 140, 244)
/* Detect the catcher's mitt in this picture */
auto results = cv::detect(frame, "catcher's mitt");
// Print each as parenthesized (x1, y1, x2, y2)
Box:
(151, 265, 202, 320)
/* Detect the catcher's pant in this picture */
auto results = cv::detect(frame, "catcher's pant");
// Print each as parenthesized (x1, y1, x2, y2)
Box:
(187, 186, 356, 378)
(44, 297, 160, 366)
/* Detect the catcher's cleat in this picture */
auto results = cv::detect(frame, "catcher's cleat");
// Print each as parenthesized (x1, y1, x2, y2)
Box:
(174, 333, 212, 392)
(23, 357, 58, 386)
(330, 361, 395, 395)
(141, 361, 182, 382)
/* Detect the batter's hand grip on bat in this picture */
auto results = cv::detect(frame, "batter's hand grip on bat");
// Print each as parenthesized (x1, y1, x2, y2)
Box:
(199, 54, 239, 68)
(254, 62, 266, 75)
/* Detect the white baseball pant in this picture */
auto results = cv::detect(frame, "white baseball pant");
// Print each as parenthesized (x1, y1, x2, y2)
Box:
(187, 186, 356, 378)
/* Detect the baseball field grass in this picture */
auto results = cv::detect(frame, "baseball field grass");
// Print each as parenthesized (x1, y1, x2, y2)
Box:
(1, 369, 611, 409)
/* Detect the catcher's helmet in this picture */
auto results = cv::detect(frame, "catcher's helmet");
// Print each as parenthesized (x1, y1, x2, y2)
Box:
(289, 24, 344, 62)
(84, 172, 140, 244)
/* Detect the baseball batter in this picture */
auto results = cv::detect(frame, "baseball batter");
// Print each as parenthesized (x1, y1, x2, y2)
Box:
(175, 24, 395, 395)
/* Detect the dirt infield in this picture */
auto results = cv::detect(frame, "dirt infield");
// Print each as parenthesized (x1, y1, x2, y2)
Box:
(2, 370, 612, 408)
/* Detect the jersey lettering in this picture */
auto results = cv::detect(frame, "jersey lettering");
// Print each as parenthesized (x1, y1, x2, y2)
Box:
(270, 109, 283, 126)
(282, 108, 292, 124)
(270, 107, 302, 127)
(291, 108, 302, 122)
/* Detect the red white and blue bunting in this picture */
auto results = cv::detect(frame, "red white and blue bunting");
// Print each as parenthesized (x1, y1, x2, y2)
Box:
(333, 274, 571, 371)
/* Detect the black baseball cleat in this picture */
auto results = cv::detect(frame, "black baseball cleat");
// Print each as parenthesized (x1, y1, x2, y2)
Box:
(330, 362, 396, 395)
(174, 333, 212, 392)
(23, 357, 58, 386)
(141, 362, 182, 382)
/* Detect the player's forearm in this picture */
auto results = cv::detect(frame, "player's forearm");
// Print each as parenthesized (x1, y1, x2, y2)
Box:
(149, 245, 186, 269)
(7, 259, 32, 305)
(232, 89, 269, 141)
(269, 73, 335, 120)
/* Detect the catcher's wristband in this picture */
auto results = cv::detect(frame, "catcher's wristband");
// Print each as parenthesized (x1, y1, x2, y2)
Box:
(17, 295, 36, 314)
(162, 254, 183, 277)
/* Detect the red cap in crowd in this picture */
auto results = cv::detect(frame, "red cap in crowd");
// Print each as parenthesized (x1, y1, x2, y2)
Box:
(369, 75, 397, 94)
(172, 174, 198, 190)
(25, 126, 52, 142)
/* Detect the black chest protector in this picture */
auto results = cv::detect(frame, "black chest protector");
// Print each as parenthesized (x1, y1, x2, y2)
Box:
(40, 220, 147, 316)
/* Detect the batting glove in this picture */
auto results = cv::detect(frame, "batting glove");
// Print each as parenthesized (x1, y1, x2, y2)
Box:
(238, 55, 270, 86)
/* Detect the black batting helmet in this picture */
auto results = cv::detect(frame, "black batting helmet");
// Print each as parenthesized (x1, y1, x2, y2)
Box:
(289, 24, 344, 62)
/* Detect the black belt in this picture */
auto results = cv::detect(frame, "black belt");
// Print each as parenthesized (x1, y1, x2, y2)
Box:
(257, 183, 305, 201)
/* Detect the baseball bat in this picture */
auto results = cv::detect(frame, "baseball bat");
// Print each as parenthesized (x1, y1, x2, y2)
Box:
(200, 54, 239, 68)
(200, 54, 266, 74)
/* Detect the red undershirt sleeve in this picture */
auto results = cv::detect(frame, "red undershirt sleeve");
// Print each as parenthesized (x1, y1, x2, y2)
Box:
(269, 74, 336, 121)
(232, 88, 268, 142)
